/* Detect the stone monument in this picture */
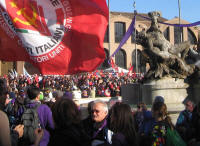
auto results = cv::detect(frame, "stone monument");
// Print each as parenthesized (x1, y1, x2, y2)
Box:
(136, 11, 195, 79)
(122, 11, 200, 111)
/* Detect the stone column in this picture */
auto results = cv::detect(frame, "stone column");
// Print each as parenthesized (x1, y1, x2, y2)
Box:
(16, 61, 24, 75)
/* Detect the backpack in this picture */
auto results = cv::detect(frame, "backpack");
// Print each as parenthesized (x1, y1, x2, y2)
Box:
(152, 122, 167, 145)
(21, 103, 40, 145)
(5, 98, 25, 129)
(166, 128, 187, 146)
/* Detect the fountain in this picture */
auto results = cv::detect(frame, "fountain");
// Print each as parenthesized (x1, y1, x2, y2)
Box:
(122, 11, 200, 111)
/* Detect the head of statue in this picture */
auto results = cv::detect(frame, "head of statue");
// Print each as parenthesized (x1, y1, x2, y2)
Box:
(148, 11, 161, 21)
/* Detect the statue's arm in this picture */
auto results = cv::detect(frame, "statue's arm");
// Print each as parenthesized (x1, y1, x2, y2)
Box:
(147, 38, 173, 59)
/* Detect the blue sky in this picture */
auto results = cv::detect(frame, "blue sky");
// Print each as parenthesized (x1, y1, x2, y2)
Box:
(107, 0, 200, 23)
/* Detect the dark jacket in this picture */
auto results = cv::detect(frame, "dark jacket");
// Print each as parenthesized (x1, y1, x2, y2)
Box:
(176, 109, 193, 142)
(48, 125, 90, 146)
(82, 116, 94, 139)
(82, 117, 109, 142)
(139, 110, 154, 135)
(191, 105, 200, 141)
(10, 130, 20, 146)
(100, 133, 129, 146)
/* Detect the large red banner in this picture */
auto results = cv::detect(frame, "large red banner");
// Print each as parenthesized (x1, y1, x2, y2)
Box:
(0, 0, 108, 75)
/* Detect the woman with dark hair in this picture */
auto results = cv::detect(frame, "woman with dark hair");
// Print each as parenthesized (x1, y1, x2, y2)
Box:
(0, 79, 24, 146)
(151, 102, 174, 146)
(0, 78, 9, 110)
(48, 98, 90, 146)
(101, 102, 138, 146)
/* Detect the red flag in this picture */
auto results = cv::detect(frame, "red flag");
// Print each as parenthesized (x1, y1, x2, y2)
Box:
(129, 62, 132, 68)
(115, 66, 119, 72)
(120, 71, 124, 77)
(110, 58, 119, 72)
(128, 64, 134, 76)
(0, 0, 108, 75)
(110, 58, 115, 68)
(132, 70, 136, 78)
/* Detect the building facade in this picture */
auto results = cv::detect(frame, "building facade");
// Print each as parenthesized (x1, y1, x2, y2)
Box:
(0, 11, 199, 75)
(101, 12, 200, 73)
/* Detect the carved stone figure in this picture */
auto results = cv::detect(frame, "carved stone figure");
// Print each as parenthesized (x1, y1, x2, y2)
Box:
(136, 11, 195, 79)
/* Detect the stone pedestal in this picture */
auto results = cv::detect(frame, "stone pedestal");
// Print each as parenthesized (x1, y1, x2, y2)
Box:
(121, 83, 141, 105)
(142, 78, 188, 111)
(121, 77, 200, 111)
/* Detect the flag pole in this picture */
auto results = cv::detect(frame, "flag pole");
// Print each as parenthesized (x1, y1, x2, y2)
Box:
(178, 0, 182, 42)
(133, 1, 138, 73)
(108, 0, 111, 61)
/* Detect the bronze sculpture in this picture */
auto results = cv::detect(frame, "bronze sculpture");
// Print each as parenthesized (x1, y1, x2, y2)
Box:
(136, 11, 196, 79)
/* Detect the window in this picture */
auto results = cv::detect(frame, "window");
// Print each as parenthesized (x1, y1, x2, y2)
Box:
(163, 27, 169, 41)
(115, 22, 126, 43)
(98, 48, 110, 69)
(174, 26, 183, 44)
(115, 49, 126, 69)
(187, 28, 197, 45)
(132, 49, 146, 73)
(104, 26, 109, 43)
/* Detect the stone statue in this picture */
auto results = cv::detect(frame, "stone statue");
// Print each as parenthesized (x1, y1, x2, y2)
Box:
(136, 11, 196, 79)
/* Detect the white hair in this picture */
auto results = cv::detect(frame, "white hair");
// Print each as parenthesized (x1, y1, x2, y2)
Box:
(92, 100, 108, 113)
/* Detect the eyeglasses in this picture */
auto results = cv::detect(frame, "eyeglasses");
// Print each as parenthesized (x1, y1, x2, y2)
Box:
(91, 109, 100, 113)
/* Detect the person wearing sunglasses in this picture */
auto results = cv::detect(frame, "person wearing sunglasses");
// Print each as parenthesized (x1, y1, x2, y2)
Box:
(83, 100, 112, 146)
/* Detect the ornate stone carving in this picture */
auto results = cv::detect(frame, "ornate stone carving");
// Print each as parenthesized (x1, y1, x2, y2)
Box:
(136, 11, 196, 79)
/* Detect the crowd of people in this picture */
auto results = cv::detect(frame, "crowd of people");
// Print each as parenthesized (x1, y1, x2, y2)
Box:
(134, 97, 200, 146)
(4, 71, 143, 101)
(0, 72, 200, 146)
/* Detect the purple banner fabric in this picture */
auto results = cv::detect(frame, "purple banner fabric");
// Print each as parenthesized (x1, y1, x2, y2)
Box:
(137, 14, 200, 27)
(93, 119, 107, 139)
(159, 21, 200, 27)
(110, 16, 136, 58)
(109, 14, 199, 59)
